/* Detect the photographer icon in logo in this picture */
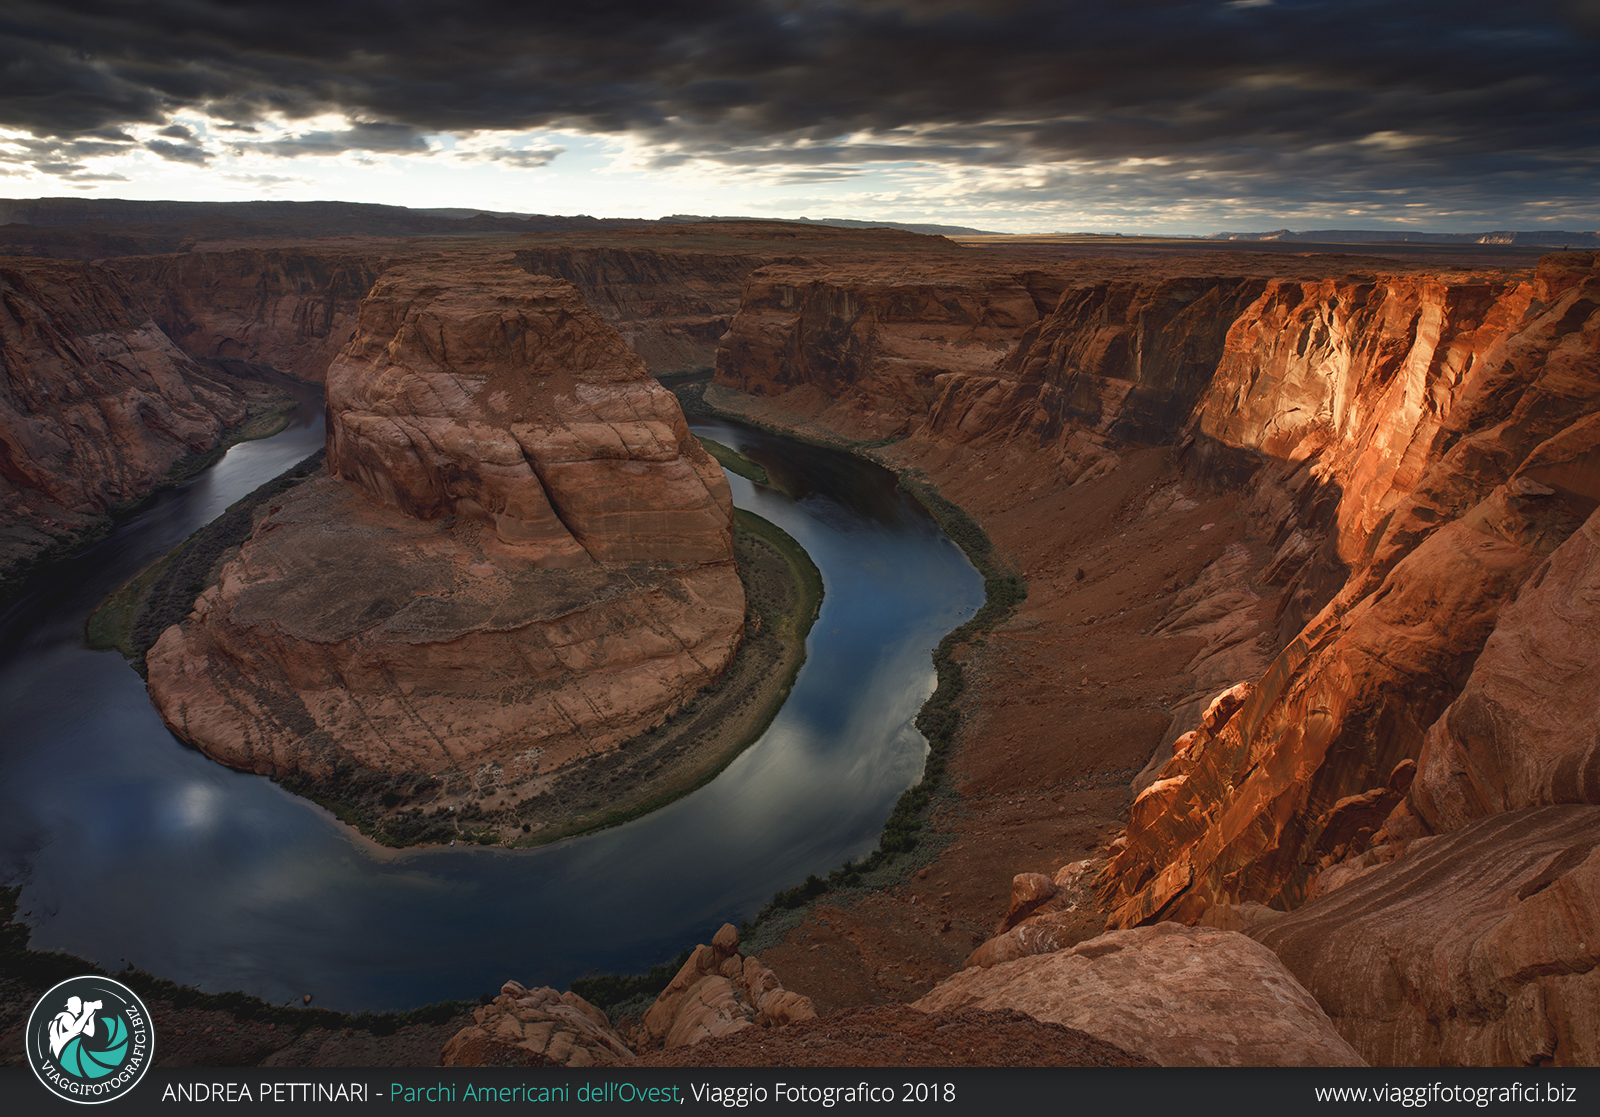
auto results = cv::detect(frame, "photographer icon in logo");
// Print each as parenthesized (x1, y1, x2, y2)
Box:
(27, 976, 155, 1104)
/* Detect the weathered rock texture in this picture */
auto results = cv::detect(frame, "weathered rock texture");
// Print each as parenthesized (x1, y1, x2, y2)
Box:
(635, 923, 816, 1051)
(1255, 806, 1600, 1066)
(916, 923, 1364, 1067)
(1407, 506, 1600, 831)
(714, 260, 1048, 438)
(146, 258, 743, 780)
(0, 260, 263, 580)
(513, 244, 764, 376)
(107, 249, 388, 382)
(1097, 252, 1600, 923)
(324, 261, 734, 566)
(714, 248, 1600, 1066)
(441, 982, 633, 1067)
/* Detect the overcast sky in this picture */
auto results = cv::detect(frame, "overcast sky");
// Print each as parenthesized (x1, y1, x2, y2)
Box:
(1, 1, 1596, 233)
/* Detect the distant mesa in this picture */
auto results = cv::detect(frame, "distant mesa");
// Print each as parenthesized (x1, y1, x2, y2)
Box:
(1208, 227, 1600, 247)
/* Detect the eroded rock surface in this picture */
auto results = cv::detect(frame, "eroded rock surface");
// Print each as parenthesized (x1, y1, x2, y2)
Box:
(1256, 806, 1600, 1066)
(634, 924, 816, 1052)
(714, 259, 1044, 439)
(147, 258, 743, 780)
(325, 261, 734, 566)
(1408, 507, 1600, 831)
(107, 248, 387, 382)
(441, 983, 633, 1068)
(917, 923, 1364, 1067)
(0, 260, 266, 580)
(1098, 252, 1600, 922)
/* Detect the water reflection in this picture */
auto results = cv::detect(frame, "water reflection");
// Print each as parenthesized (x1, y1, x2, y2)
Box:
(0, 405, 982, 1011)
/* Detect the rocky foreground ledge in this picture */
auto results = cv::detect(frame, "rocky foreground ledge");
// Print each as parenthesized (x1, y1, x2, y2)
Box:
(447, 922, 1361, 1067)
(146, 256, 745, 787)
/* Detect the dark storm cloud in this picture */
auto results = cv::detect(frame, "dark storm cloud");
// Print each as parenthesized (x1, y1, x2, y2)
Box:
(245, 122, 432, 158)
(0, 1, 1595, 215)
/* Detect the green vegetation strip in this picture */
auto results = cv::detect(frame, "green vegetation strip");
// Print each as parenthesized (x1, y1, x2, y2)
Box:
(569, 387, 1026, 1014)
(696, 435, 771, 485)
(749, 466, 1024, 922)
(87, 451, 327, 671)
(0, 387, 293, 607)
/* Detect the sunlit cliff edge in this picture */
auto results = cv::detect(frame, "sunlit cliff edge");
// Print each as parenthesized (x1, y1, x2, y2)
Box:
(2, 217, 1595, 1066)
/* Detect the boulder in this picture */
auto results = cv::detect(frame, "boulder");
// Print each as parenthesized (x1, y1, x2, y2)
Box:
(441, 982, 633, 1067)
(917, 923, 1364, 1067)
(637, 924, 816, 1051)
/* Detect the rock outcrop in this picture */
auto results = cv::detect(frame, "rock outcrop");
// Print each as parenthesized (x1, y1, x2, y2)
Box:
(0, 260, 267, 581)
(107, 248, 387, 382)
(714, 259, 1046, 439)
(444, 925, 815, 1066)
(1254, 805, 1600, 1066)
(635, 924, 817, 1051)
(324, 261, 735, 566)
(146, 257, 744, 781)
(916, 923, 1364, 1066)
(513, 244, 764, 376)
(1097, 252, 1600, 922)
(441, 982, 634, 1067)
(1407, 506, 1600, 831)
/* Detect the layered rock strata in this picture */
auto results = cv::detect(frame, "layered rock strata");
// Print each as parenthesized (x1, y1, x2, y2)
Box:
(1254, 805, 1600, 1066)
(0, 260, 266, 580)
(714, 261, 1048, 439)
(710, 248, 1599, 1066)
(146, 259, 743, 780)
(513, 245, 764, 376)
(1098, 253, 1600, 923)
(107, 248, 388, 382)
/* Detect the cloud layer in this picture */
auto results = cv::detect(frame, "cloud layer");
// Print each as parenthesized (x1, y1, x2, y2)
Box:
(1, 1, 1595, 224)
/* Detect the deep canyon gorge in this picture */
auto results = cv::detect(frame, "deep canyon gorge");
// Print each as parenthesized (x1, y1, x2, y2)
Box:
(2, 207, 1596, 1069)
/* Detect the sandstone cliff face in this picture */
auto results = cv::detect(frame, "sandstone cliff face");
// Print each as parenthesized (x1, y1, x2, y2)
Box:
(1407, 506, 1600, 832)
(513, 246, 766, 376)
(923, 276, 1271, 456)
(107, 248, 387, 382)
(1098, 253, 1600, 923)
(713, 262, 1045, 438)
(146, 258, 744, 781)
(325, 262, 733, 566)
(1254, 805, 1600, 1066)
(714, 249, 1597, 1066)
(0, 260, 261, 579)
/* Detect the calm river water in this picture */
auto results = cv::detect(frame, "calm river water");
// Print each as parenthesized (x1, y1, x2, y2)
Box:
(0, 395, 982, 1012)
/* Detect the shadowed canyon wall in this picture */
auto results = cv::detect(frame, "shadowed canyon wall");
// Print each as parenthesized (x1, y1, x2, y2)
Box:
(0, 260, 272, 579)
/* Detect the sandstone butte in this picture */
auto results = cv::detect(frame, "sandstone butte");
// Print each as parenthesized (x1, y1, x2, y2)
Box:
(3, 214, 1597, 1067)
(144, 255, 745, 782)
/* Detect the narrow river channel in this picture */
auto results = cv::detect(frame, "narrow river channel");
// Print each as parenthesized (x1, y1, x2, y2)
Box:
(0, 392, 983, 1012)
